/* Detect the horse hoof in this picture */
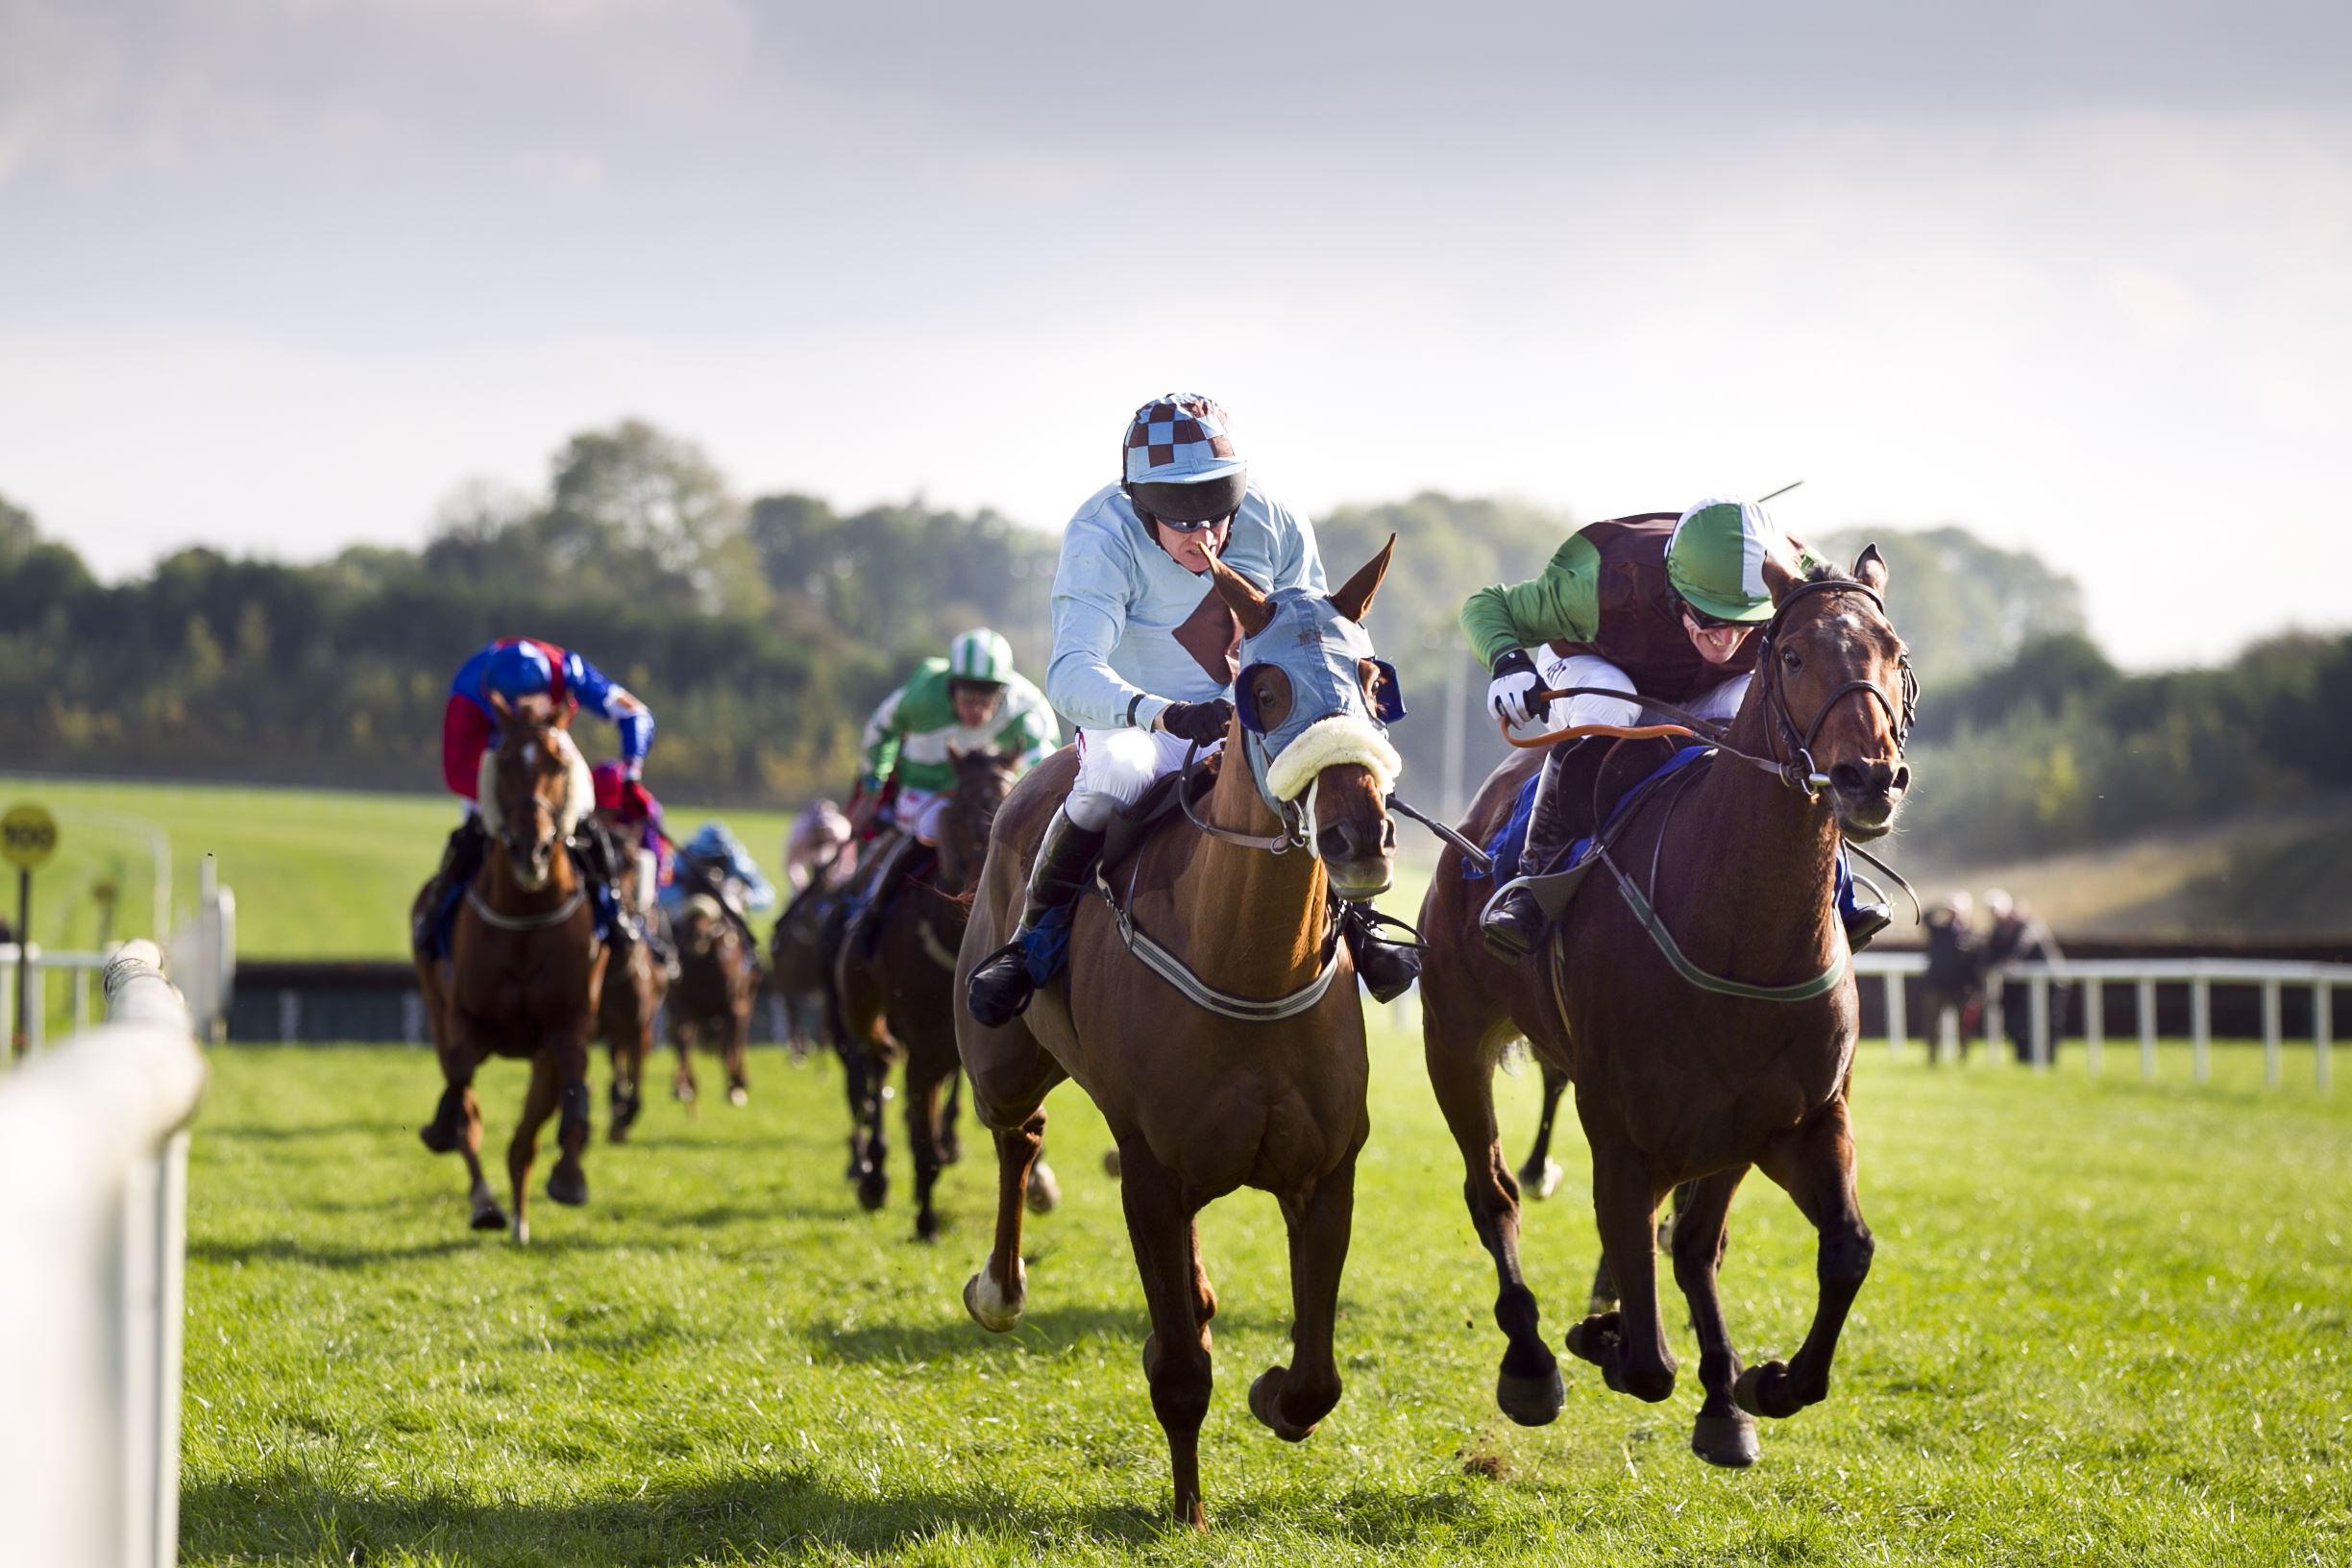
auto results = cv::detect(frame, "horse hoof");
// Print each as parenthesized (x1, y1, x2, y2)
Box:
(1691, 1410, 1761, 1468)
(963, 1267, 1023, 1333)
(1518, 1158, 1563, 1201)
(857, 1173, 888, 1213)
(727, 1086, 748, 1108)
(1101, 1147, 1122, 1180)
(1733, 1361, 1801, 1420)
(1248, 1370, 1318, 1443)
(1495, 1364, 1565, 1427)
(1024, 1161, 1061, 1214)
(470, 1200, 507, 1233)
(674, 1082, 696, 1104)
(914, 1213, 940, 1245)
(547, 1165, 589, 1207)
(511, 1217, 530, 1245)
(1563, 1312, 1620, 1366)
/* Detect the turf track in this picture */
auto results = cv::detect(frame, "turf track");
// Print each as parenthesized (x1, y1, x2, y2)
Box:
(183, 1028, 2349, 1566)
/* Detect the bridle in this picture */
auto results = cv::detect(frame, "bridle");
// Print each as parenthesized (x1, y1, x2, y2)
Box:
(1752, 576, 1918, 796)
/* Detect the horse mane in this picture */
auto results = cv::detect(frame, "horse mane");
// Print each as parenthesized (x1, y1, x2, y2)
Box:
(1801, 561, 1854, 586)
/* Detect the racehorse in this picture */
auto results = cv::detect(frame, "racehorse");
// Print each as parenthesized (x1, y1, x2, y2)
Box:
(669, 879, 759, 1107)
(412, 709, 607, 1242)
(586, 813, 664, 1142)
(957, 540, 1402, 1527)
(834, 745, 1041, 1237)
(1420, 548, 1913, 1467)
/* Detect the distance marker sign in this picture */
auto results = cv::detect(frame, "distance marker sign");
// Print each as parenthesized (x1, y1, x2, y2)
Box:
(1, 803, 59, 870)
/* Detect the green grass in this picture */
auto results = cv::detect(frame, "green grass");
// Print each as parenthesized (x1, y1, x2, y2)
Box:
(182, 1029, 2352, 1566)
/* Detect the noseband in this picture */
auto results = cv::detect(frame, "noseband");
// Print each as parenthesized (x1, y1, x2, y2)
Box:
(1754, 577, 1918, 794)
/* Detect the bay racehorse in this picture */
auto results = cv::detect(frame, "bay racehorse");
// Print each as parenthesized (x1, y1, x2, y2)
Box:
(669, 876, 760, 1108)
(957, 540, 1402, 1527)
(1420, 548, 1913, 1466)
(835, 745, 1041, 1237)
(412, 709, 607, 1242)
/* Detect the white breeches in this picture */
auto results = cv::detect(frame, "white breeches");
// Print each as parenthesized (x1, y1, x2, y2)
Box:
(1066, 726, 1220, 831)
(892, 787, 950, 844)
(1535, 650, 1751, 732)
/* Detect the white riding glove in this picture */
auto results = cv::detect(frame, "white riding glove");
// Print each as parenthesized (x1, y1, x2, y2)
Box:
(1485, 648, 1542, 727)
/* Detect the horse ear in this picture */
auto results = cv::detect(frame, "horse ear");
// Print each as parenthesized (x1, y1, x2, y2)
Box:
(1206, 551, 1277, 637)
(1761, 551, 1801, 604)
(947, 743, 968, 765)
(488, 691, 514, 723)
(996, 742, 1023, 770)
(1852, 542, 1889, 594)
(1328, 534, 1396, 625)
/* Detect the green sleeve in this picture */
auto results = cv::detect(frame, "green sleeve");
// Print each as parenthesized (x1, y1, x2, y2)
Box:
(857, 682, 908, 788)
(1458, 532, 1604, 671)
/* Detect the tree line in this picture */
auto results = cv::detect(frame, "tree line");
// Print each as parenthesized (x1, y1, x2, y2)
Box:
(4, 419, 2338, 867)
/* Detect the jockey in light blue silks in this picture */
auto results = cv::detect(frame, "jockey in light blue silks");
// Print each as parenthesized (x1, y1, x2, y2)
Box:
(964, 393, 1423, 1026)
(663, 821, 776, 968)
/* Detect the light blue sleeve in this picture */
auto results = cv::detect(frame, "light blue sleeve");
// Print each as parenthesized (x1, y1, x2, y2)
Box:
(1046, 517, 1161, 731)
(1273, 499, 1328, 595)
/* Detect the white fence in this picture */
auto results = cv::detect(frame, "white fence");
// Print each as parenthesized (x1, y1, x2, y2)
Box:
(1, 866, 234, 1052)
(1854, 951, 2348, 1089)
(0, 940, 206, 1568)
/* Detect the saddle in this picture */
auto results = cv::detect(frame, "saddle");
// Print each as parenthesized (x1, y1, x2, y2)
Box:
(1478, 735, 1695, 920)
(1098, 749, 1221, 877)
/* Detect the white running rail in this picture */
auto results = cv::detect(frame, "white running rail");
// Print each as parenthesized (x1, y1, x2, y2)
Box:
(0, 940, 206, 1568)
(1854, 951, 2349, 1088)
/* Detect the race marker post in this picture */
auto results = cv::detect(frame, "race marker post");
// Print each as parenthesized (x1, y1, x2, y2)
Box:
(3, 803, 60, 1059)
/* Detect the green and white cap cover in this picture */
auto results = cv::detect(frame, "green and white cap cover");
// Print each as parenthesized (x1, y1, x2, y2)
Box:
(1666, 498, 1784, 625)
(947, 627, 1014, 684)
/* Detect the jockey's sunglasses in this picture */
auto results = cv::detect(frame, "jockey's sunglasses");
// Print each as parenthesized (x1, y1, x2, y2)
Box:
(1152, 510, 1237, 535)
(1675, 593, 1743, 631)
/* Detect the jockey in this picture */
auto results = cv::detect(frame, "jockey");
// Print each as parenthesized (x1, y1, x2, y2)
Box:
(966, 392, 1422, 1026)
(1463, 499, 1892, 959)
(783, 798, 856, 897)
(414, 637, 654, 957)
(841, 628, 1059, 951)
(663, 821, 776, 960)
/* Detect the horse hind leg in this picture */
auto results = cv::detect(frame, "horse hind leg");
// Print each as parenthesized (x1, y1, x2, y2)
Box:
(1738, 1092, 1874, 1422)
(905, 1058, 948, 1243)
(1668, 1168, 1759, 1467)
(1517, 1064, 1569, 1201)
(1249, 1157, 1357, 1446)
(1425, 1006, 1561, 1427)
(457, 1085, 504, 1232)
(1115, 1137, 1214, 1529)
(506, 1054, 562, 1244)
(1564, 1124, 1676, 1404)
(724, 1001, 750, 1107)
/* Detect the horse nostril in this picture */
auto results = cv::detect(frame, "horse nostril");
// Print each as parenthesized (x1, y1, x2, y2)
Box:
(1381, 818, 1396, 852)
(1891, 765, 1911, 794)
(1829, 761, 1870, 796)
(1316, 824, 1356, 860)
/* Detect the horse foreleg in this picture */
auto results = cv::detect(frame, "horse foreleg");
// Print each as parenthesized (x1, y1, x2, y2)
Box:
(1250, 1157, 1357, 1446)
(724, 996, 750, 1107)
(904, 1057, 947, 1243)
(962, 1108, 1044, 1333)
(938, 1071, 965, 1165)
(1739, 1090, 1874, 1422)
(1517, 1065, 1570, 1200)
(671, 1016, 698, 1107)
(1115, 1137, 1213, 1530)
(546, 1029, 592, 1209)
(1669, 1167, 1758, 1466)
(507, 1053, 560, 1244)
(1424, 1011, 1560, 1427)
(1568, 1115, 1676, 1404)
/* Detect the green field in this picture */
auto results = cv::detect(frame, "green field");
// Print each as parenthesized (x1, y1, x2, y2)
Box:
(0, 774, 1441, 963)
(183, 1031, 2350, 1566)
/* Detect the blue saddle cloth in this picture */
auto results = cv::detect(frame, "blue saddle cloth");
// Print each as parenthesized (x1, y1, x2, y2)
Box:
(1464, 743, 1862, 917)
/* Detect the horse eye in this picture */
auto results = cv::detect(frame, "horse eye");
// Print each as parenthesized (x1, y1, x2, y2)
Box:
(1781, 648, 1802, 673)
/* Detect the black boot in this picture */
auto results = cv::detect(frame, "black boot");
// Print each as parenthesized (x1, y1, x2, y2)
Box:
(1341, 901, 1423, 1003)
(1482, 747, 1580, 964)
(413, 817, 489, 956)
(581, 824, 643, 955)
(967, 807, 1106, 1028)
(842, 832, 921, 957)
(1844, 900, 1894, 952)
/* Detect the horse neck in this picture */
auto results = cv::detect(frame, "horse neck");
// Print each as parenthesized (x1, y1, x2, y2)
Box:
(481, 815, 578, 912)
(1163, 742, 1329, 994)
(1663, 693, 1844, 968)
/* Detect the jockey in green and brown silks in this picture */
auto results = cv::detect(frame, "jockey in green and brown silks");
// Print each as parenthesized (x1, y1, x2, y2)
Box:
(1464, 497, 1892, 960)
(841, 629, 1060, 951)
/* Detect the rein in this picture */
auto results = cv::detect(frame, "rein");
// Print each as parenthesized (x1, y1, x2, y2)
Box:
(1178, 742, 1309, 853)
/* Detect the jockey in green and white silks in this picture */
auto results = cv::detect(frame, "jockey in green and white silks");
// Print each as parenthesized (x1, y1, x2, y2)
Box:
(842, 628, 1059, 948)
(965, 392, 1422, 1028)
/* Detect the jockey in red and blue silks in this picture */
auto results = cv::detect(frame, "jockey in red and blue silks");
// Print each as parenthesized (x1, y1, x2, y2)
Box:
(441, 638, 653, 802)
(413, 638, 656, 963)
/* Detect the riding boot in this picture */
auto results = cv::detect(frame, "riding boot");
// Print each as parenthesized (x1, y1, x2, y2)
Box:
(843, 832, 921, 957)
(1834, 850, 1893, 951)
(413, 817, 488, 956)
(1482, 747, 1581, 964)
(582, 825, 642, 956)
(1340, 900, 1423, 1003)
(966, 806, 1107, 1028)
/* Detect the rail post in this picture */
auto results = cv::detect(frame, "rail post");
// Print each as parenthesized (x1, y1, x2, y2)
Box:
(2317, 981, 2333, 1092)
(2084, 978, 2104, 1076)
(2138, 976, 2157, 1081)
(2028, 974, 2051, 1068)
(2262, 979, 2282, 1090)
(2191, 975, 2211, 1084)
(1884, 970, 1905, 1057)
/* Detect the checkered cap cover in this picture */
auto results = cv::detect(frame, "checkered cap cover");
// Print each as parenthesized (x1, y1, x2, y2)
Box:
(1121, 394, 1245, 486)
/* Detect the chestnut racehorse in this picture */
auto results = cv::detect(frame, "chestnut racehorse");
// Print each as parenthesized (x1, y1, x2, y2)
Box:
(1421, 549, 1913, 1467)
(957, 541, 1402, 1527)
(413, 711, 607, 1242)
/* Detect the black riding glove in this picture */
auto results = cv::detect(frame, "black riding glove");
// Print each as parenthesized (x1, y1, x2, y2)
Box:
(1157, 698, 1236, 746)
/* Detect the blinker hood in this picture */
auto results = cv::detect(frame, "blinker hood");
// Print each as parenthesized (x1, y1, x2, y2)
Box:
(1231, 587, 1407, 815)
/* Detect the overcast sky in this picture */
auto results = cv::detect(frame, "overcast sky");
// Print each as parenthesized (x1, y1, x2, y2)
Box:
(3, 1, 2345, 668)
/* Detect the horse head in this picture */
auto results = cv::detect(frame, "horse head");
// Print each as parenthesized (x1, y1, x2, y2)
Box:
(1208, 536, 1405, 899)
(480, 705, 592, 892)
(1755, 544, 1915, 842)
(939, 744, 1020, 893)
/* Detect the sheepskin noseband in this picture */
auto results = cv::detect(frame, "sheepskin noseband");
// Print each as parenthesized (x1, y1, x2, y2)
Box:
(1263, 713, 1402, 804)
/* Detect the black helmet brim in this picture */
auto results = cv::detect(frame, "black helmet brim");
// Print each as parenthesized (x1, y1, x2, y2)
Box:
(1132, 471, 1247, 525)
